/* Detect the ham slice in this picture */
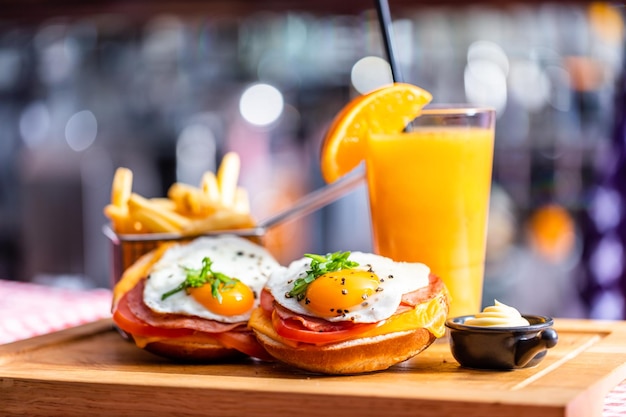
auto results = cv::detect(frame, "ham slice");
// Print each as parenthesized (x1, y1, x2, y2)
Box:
(126, 280, 245, 333)
(267, 273, 444, 331)
(400, 273, 444, 306)
(273, 303, 365, 332)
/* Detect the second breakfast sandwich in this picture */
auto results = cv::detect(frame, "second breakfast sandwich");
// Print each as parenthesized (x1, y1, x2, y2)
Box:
(248, 251, 450, 374)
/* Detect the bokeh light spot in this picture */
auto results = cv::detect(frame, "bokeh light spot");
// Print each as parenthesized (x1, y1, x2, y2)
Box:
(20, 101, 51, 149)
(65, 110, 97, 152)
(239, 83, 284, 127)
(350, 56, 393, 95)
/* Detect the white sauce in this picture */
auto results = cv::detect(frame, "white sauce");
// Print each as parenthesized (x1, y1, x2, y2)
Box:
(464, 300, 530, 327)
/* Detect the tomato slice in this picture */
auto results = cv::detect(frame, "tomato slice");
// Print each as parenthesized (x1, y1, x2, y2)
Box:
(114, 288, 270, 359)
(113, 291, 195, 338)
(271, 309, 378, 345)
(215, 331, 273, 361)
(261, 288, 379, 345)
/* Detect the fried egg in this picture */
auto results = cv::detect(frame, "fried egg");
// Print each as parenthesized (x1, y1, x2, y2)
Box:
(266, 252, 430, 323)
(143, 235, 282, 323)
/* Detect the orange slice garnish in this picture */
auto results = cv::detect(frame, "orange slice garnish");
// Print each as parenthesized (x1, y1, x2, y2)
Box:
(320, 83, 433, 183)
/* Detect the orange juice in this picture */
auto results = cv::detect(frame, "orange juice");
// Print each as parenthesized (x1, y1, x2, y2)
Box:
(365, 109, 494, 317)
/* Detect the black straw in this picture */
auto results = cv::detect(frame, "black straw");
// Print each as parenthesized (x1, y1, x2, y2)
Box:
(375, 0, 403, 83)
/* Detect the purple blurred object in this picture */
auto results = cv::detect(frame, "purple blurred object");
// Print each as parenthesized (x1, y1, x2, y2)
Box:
(579, 48, 626, 320)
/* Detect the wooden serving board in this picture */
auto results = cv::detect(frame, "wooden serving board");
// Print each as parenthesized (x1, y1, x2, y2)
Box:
(2, 318, 626, 417)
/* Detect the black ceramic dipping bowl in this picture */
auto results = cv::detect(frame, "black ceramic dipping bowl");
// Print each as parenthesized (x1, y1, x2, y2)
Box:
(445, 315, 558, 370)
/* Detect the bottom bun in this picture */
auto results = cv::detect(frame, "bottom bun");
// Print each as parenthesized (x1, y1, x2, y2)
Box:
(138, 338, 244, 362)
(254, 329, 436, 375)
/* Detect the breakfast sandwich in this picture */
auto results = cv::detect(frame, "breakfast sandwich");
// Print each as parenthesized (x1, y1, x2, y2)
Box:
(111, 235, 282, 361)
(248, 251, 450, 374)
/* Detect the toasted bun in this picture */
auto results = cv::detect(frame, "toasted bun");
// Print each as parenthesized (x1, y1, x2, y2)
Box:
(139, 338, 244, 362)
(254, 328, 436, 374)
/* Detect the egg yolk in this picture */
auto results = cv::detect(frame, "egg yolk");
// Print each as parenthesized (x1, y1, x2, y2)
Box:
(304, 269, 380, 318)
(189, 281, 255, 316)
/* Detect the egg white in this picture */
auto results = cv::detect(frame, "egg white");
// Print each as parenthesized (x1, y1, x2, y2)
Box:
(143, 235, 283, 323)
(266, 252, 430, 323)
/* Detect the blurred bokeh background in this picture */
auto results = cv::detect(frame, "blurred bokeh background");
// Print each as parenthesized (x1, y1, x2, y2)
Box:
(1, 1, 625, 320)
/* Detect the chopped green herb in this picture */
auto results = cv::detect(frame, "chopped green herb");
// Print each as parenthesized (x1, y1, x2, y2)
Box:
(287, 251, 359, 301)
(161, 257, 237, 303)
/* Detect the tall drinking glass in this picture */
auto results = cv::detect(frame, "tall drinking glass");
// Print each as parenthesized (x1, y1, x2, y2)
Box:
(365, 106, 495, 317)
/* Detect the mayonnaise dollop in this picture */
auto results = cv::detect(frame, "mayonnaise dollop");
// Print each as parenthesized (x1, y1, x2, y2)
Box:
(464, 300, 530, 327)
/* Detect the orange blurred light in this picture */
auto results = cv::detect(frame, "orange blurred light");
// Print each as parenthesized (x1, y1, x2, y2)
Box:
(527, 204, 576, 263)
(588, 2, 624, 44)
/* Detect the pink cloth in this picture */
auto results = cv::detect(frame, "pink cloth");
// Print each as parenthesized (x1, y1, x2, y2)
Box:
(0, 279, 111, 344)
(606, 382, 626, 417)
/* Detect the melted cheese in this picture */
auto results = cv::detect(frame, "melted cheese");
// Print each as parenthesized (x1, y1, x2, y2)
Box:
(131, 333, 223, 349)
(112, 243, 175, 310)
(248, 308, 299, 348)
(359, 294, 448, 339)
(248, 289, 449, 347)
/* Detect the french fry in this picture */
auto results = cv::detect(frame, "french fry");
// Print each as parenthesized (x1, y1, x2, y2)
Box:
(150, 198, 177, 211)
(111, 167, 133, 208)
(104, 204, 137, 234)
(104, 203, 123, 232)
(168, 183, 219, 217)
(217, 152, 240, 208)
(183, 210, 255, 236)
(128, 193, 191, 230)
(201, 171, 220, 204)
(233, 187, 250, 214)
(131, 208, 180, 233)
(168, 183, 202, 215)
(105, 152, 254, 238)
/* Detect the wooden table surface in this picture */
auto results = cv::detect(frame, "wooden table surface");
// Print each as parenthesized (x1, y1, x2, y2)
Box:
(2, 317, 626, 417)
